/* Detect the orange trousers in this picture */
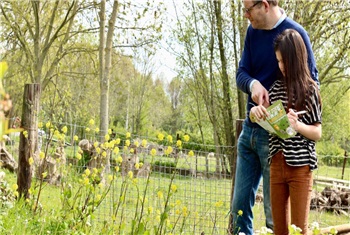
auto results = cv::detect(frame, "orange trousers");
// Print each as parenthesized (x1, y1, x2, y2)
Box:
(270, 151, 313, 235)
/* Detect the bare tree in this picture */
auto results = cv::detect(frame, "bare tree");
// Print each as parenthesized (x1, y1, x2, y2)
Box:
(99, 0, 119, 141)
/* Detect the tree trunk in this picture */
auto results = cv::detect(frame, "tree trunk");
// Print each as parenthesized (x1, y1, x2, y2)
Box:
(99, 0, 119, 173)
(17, 83, 41, 199)
(214, 0, 235, 173)
(99, 0, 106, 141)
(231, 1, 248, 119)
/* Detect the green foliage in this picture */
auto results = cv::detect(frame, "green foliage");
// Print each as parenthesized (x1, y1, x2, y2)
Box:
(320, 82, 350, 147)
(317, 141, 346, 166)
(0, 173, 17, 209)
(1, 119, 219, 234)
(317, 141, 345, 156)
(153, 160, 176, 168)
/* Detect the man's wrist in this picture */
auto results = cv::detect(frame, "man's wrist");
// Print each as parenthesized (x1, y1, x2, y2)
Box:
(249, 79, 258, 93)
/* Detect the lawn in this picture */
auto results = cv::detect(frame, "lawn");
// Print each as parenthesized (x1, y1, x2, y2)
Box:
(1, 139, 349, 234)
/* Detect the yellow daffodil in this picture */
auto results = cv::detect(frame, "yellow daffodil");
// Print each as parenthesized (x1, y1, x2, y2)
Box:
(165, 146, 173, 155)
(61, 126, 68, 134)
(39, 151, 45, 159)
(214, 200, 223, 208)
(176, 140, 182, 147)
(157, 190, 163, 199)
(150, 148, 157, 156)
(54, 130, 60, 137)
(108, 174, 114, 182)
(76, 153, 82, 160)
(113, 147, 120, 154)
(183, 134, 190, 142)
(84, 168, 91, 176)
(46, 121, 51, 129)
(28, 157, 34, 166)
(148, 206, 153, 214)
(11, 183, 18, 191)
(182, 206, 188, 217)
(126, 132, 131, 139)
(127, 171, 133, 179)
(171, 184, 177, 192)
(83, 177, 89, 185)
(157, 133, 164, 141)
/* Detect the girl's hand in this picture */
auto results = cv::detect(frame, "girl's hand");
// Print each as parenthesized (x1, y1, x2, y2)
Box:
(287, 108, 322, 140)
(287, 109, 299, 131)
(250, 105, 268, 122)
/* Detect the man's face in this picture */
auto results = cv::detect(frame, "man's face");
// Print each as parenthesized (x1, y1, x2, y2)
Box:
(243, 0, 265, 29)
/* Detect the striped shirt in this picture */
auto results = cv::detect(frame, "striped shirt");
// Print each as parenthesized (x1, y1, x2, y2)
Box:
(268, 79, 322, 170)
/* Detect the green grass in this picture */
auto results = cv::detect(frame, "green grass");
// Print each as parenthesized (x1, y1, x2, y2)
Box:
(315, 164, 350, 181)
(1, 151, 350, 234)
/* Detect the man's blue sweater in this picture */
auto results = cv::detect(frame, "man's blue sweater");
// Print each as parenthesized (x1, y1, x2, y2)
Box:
(236, 17, 319, 126)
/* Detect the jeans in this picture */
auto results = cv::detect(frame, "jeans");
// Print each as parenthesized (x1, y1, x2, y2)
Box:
(270, 151, 313, 235)
(231, 122, 273, 235)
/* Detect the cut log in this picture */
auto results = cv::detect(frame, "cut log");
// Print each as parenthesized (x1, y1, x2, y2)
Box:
(320, 224, 350, 234)
(0, 143, 18, 172)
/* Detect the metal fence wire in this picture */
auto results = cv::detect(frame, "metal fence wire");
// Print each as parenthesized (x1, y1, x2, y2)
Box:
(3, 122, 350, 234)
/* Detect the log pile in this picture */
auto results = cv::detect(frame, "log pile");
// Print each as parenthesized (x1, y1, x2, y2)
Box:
(310, 186, 350, 216)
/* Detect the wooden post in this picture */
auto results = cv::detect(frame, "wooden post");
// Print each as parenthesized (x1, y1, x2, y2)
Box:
(228, 119, 244, 234)
(17, 84, 41, 199)
(341, 151, 348, 180)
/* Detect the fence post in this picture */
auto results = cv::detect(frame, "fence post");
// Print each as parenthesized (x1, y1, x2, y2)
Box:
(228, 119, 244, 233)
(17, 83, 41, 199)
(341, 151, 348, 180)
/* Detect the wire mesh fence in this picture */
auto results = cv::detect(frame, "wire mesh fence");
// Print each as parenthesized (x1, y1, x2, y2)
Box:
(1, 122, 350, 234)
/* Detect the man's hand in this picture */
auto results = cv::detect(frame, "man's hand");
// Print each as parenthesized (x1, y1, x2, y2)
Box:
(251, 81, 269, 107)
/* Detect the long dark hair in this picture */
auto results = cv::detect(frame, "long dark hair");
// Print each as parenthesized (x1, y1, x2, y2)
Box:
(274, 29, 321, 111)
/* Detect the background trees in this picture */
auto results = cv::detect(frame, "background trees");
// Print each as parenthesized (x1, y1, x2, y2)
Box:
(0, 0, 349, 170)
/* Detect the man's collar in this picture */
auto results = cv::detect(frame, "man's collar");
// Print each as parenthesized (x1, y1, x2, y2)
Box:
(272, 8, 287, 29)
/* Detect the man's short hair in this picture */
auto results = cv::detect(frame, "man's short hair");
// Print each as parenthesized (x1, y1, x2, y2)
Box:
(253, 0, 278, 7)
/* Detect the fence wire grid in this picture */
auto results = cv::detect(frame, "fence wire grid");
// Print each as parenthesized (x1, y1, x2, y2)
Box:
(2, 122, 350, 234)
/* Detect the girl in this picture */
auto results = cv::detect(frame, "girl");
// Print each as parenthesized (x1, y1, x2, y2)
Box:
(250, 29, 322, 235)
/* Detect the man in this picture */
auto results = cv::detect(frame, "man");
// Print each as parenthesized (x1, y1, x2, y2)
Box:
(231, 1, 319, 234)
